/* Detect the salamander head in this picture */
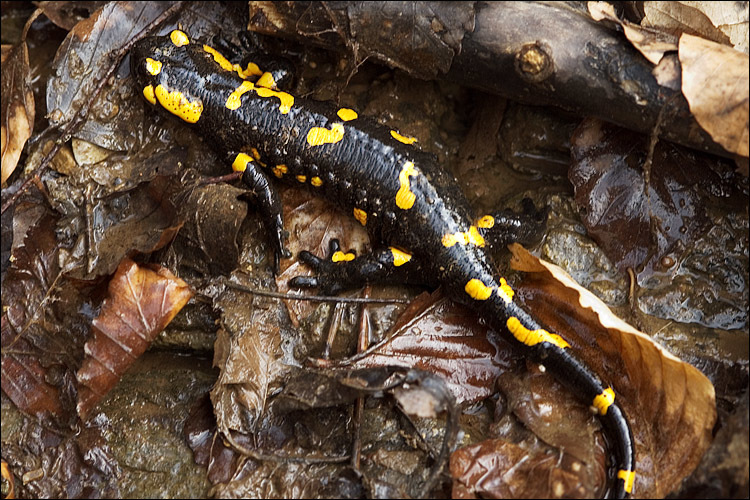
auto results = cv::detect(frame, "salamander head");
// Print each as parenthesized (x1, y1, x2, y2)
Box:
(130, 30, 209, 123)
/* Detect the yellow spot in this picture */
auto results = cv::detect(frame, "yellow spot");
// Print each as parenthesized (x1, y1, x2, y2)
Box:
(202, 45, 234, 72)
(391, 130, 418, 144)
(477, 215, 495, 228)
(232, 153, 252, 172)
(203, 45, 265, 80)
(272, 165, 288, 178)
(396, 161, 418, 209)
(155, 84, 203, 123)
(593, 387, 616, 416)
(353, 208, 367, 226)
(498, 277, 514, 303)
(256, 87, 294, 114)
(307, 123, 345, 146)
(618, 470, 635, 494)
(256, 72, 276, 89)
(241, 61, 263, 78)
(226, 80, 254, 110)
(311, 176, 323, 187)
(337, 108, 358, 121)
(170, 30, 190, 47)
(142, 85, 156, 105)
(250, 148, 261, 160)
(441, 225, 485, 248)
(296, 175, 307, 183)
(390, 248, 412, 267)
(506, 317, 570, 349)
(145, 57, 162, 76)
(465, 279, 493, 300)
(332, 251, 355, 262)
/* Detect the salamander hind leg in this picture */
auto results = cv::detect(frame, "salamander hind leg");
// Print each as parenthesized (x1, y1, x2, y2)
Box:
(290, 240, 429, 295)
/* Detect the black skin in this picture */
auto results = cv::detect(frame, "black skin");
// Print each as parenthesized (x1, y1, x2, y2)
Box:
(130, 32, 635, 498)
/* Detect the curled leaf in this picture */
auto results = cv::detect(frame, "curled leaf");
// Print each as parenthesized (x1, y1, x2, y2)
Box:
(508, 243, 716, 497)
(679, 33, 749, 157)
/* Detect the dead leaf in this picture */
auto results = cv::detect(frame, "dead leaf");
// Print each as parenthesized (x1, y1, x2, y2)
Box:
(588, 1, 678, 65)
(276, 187, 370, 325)
(643, 1, 734, 48)
(76, 258, 193, 419)
(679, 33, 749, 157)
(1, 41, 35, 184)
(679, 1, 749, 53)
(508, 243, 717, 497)
(352, 292, 511, 405)
(210, 281, 285, 435)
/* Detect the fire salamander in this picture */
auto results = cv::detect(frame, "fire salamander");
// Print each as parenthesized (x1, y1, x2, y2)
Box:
(131, 30, 636, 498)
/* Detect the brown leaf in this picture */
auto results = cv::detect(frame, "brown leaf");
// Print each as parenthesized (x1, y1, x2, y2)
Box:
(679, 33, 749, 157)
(450, 438, 594, 499)
(508, 243, 717, 497)
(210, 281, 285, 434)
(642, 2, 733, 47)
(275, 187, 370, 324)
(353, 291, 513, 405)
(76, 258, 193, 419)
(1, 40, 35, 184)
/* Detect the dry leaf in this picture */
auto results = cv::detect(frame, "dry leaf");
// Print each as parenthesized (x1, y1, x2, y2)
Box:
(679, 33, 749, 157)
(76, 258, 193, 419)
(678, 1, 749, 53)
(588, 1, 678, 65)
(643, 1, 732, 45)
(1, 42, 35, 184)
(352, 292, 510, 405)
(508, 243, 717, 497)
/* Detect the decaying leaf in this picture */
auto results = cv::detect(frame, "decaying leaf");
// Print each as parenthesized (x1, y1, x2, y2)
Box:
(507, 243, 716, 497)
(679, 33, 749, 157)
(1, 213, 67, 417)
(76, 258, 193, 419)
(1, 40, 35, 185)
(275, 187, 370, 325)
(352, 291, 511, 405)
(210, 280, 286, 435)
(642, 1, 734, 48)
(588, 1, 678, 65)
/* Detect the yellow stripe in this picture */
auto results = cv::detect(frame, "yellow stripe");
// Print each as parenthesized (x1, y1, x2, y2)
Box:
(498, 277, 514, 302)
(307, 123, 345, 146)
(143, 85, 156, 105)
(617, 469, 635, 494)
(390, 248, 412, 267)
(226, 80, 254, 110)
(390, 130, 417, 144)
(506, 317, 570, 349)
(202, 45, 234, 72)
(155, 84, 203, 123)
(395, 162, 418, 209)
(272, 165, 288, 178)
(476, 215, 495, 228)
(256, 72, 276, 89)
(442, 225, 485, 248)
(255, 87, 294, 114)
(337, 108, 358, 121)
(353, 208, 367, 225)
(296, 175, 307, 183)
(232, 153, 252, 172)
(145, 57, 162, 76)
(170, 30, 190, 47)
(465, 279, 493, 300)
(332, 251, 355, 262)
(593, 387, 615, 416)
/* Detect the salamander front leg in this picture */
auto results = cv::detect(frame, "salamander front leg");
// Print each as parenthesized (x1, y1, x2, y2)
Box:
(231, 153, 291, 272)
(477, 198, 550, 249)
(290, 240, 431, 295)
